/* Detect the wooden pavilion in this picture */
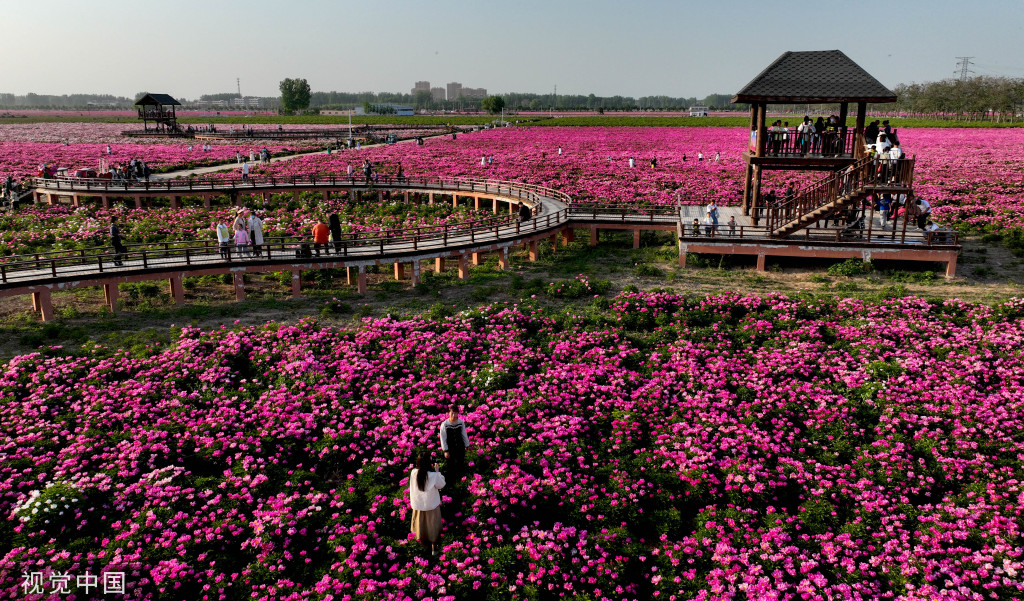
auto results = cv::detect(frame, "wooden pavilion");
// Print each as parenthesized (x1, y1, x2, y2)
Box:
(134, 93, 183, 134)
(733, 51, 901, 232)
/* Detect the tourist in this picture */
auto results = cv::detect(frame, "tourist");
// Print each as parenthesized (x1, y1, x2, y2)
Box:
(328, 213, 344, 254)
(812, 117, 825, 153)
(706, 201, 720, 234)
(110, 216, 127, 267)
(236, 151, 242, 164)
(241, 161, 250, 182)
(728, 215, 737, 236)
(481, 155, 487, 167)
(714, 152, 720, 163)
(409, 452, 446, 557)
(488, 155, 494, 165)
(215, 221, 232, 261)
(396, 162, 404, 182)
(249, 211, 264, 257)
(914, 198, 932, 230)
(691, 218, 701, 236)
(233, 222, 251, 258)
(628, 156, 635, 168)
(703, 211, 714, 236)
(518, 202, 532, 222)
(312, 219, 330, 256)
(363, 160, 372, 183)
(347, 163, 354, 180)
(651, 156, 658, 169)
(439, 405, 470, 481)
(879, 195, 892, 229)
(557, 146, 562, 155)
(697, 151, 704, 162)
(797, 116, 815, 154)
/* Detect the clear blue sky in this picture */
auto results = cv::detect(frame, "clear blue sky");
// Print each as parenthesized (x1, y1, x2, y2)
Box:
(4, 0, 1023, 99)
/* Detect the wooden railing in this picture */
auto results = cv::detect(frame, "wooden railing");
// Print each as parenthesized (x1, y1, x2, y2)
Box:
(0, 209, 576, 286)
(678, 219, 958, 246)
(30, 174, 572, 205)
(762, 126, 857, 157)
(763, 156, 916, 234)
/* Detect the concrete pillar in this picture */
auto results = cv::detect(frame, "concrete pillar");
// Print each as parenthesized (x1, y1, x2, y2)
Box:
(168, 276, 185, 305)
(134, 196, 142, 210)
(357, 266, 367, 294)
(474, 196, 480, 210)
(435, 257, 445, 273)
(458, 255, 469, 279)
(171, 196, 181, 210)
(394, 262, 405, 280)
(411, 261, 421, 285)
(262, 192, 271, 203)
(47, 193, 57, 206)
(404, 191, 410, 203)
(72, 195, 80, 208)
(103, 283, 119, 314)
(32, 288, 54, 322)
(756, 253, 767, 272)
(529, 241, 538, 261)
(102, 196, 110, 209)
(471, 252, 481, 266)
(233, 272, 245, 301)
(498, 247, 510, 270)
(633, 228, 641, 249)
(346, 266, 353, 286)
(452, 194, 458, 208)
(590, 227, 598, 245)
(946, 253, 958, 278)
(549, 233, 558, 252)
(509, 201, 515, 214)
(292, 270, 302, 298)
(562, 229, 574, 245)
(204, 196, 211, 210)
(493, 198, 499, 214)
(378, 190, 385, 202)
(428, 193, 434, 205)
(678, 243, 688, 267)
(293, 190, 299, 201)
(323, 191, 330, 202)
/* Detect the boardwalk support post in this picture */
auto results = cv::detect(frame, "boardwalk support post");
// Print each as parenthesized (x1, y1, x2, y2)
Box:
(233, 272, 245, 301)
(32, 288, 54, 322)
(103, 283, 119, 314)
(357, 266, 367, 294)
(435, 257, 445, 273)
(458, 255, 469, 279)
(292, 269, 302, 298)
(169, 276, 185, 305)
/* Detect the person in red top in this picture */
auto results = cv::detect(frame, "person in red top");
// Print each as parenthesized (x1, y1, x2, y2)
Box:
(312, 220, 330, 256)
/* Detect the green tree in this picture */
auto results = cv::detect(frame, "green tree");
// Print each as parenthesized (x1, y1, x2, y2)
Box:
(481, 95, 505, 114)
(279, 78, 312, 112)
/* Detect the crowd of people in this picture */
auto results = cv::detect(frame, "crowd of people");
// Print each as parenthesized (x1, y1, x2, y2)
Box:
(211, 208, 265, 260)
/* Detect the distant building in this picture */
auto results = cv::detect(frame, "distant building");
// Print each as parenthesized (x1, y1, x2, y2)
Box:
(431, 87, 446, 102)
(461, 87, 487, 99)
(412, 81, 431, 95)
(355, 104, 414, 116)
(446, 82, 463, 101)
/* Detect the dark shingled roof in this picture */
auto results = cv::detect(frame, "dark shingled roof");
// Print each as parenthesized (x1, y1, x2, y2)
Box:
(135, 93, 181, 107)
(732, 50, 896, 104)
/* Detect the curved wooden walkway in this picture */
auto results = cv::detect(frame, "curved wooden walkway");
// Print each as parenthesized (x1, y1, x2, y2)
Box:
(5, 177, 682, 320)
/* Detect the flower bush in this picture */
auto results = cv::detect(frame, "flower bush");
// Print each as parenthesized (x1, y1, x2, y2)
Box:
(2, 292, 1024, 599)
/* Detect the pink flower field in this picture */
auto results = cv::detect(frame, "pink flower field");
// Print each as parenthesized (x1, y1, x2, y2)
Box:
(2, 292, 1024, 600)
(240, 126, 1024, 231)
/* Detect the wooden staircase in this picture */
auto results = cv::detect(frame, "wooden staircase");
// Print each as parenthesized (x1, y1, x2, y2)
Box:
(766, 155, 915, 238)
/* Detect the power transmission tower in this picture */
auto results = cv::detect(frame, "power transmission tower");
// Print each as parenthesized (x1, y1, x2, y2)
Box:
(955, 57, 974, 81)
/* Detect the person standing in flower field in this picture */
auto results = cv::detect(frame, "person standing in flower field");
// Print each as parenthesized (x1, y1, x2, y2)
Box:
(409, 452, 446, 557)
(439, 405, 470, 480)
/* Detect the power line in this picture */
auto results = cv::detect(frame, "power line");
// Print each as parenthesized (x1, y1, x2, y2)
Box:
(955, 57, 975, 81)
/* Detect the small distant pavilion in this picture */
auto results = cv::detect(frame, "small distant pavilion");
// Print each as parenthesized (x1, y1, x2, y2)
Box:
(732, 50, 897, 217)
(135, 93, 182, 134)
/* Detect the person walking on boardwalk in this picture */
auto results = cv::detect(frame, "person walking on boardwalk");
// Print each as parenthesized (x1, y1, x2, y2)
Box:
(249, 211, 264, 257)
(409, 452, 446, 557)
(110, 216, 127, 266)
(328, 213, 344, 254)
(312, 219, 330, 256)
(216, 221, 233, 261)
(241, 161, 250, 182)
(439, 405, 470, 481)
